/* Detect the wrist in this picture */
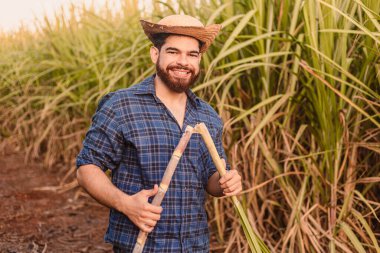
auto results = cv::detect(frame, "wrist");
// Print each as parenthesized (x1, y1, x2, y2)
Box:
(115, 190, 130, 214)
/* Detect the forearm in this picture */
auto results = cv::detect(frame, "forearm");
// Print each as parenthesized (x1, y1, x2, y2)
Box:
(76, 164, 129, 212)
(77, 164, 163, 233)
(206, 171, 224, 197)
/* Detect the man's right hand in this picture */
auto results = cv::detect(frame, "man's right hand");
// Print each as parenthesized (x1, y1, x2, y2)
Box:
(76, 165, 162, 233)
(122, 184, 163, 233)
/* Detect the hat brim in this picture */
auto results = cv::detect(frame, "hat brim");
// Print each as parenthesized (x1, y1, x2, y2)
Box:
(140, 20, 221, 53)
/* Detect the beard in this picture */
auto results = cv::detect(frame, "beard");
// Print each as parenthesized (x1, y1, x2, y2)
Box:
(156, 57, 200, 93)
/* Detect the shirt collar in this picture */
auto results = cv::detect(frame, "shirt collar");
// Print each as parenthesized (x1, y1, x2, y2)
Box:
(133, 75, 156, 96)
(133, 74, 201, 108)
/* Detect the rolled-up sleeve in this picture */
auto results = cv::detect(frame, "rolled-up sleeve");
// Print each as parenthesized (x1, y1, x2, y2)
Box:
(76, 93, 124, 172)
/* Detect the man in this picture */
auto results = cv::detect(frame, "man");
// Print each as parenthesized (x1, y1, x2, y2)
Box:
(76, 14, 242, 252)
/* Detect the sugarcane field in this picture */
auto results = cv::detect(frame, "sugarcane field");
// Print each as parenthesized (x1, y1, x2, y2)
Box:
(0, 0, 379, 252)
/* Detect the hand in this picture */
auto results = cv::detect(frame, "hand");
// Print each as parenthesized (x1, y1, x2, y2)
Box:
(219, 160, 242, 196)
(122, 184, 163, 233)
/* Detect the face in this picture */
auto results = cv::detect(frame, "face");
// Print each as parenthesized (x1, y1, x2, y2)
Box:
(150, 35, 201, 93)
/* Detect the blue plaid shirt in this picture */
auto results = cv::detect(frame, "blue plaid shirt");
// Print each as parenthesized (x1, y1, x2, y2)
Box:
(76, 75, 228, 252)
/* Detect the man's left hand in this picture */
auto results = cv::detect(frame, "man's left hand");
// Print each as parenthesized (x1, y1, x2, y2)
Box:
(219, 165, 242, 196)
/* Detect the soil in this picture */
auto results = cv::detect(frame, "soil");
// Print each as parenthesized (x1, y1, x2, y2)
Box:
(0, 153, 113, 253)
(0, 152, 227, 253)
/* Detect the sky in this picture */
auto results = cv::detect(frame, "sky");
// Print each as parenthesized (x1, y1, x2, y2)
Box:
(0, 0, 125, 33)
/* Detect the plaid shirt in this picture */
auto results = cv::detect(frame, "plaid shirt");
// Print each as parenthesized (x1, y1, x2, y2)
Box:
(76, 75, 228, 252)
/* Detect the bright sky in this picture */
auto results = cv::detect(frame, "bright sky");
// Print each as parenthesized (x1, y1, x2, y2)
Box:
(0, 0, 128, 33)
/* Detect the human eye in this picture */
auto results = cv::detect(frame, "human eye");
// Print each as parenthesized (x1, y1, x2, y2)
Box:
(189, 52, 200, 57)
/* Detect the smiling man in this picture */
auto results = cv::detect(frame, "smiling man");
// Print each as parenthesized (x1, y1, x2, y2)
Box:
(76, 15, 242, 252)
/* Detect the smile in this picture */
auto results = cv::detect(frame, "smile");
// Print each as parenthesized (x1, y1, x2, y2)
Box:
(170, 69, 191, 78)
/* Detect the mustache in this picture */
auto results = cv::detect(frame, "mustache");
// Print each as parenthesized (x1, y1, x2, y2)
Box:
(167, 64, 193, 72)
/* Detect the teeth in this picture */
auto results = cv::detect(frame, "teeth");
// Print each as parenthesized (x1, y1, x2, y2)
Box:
(172, 69, 190, 76)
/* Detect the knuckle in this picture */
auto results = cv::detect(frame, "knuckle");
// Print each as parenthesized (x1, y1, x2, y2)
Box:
(142, 203, 149, 211)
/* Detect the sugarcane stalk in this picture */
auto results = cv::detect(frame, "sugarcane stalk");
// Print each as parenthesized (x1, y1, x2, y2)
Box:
(194, 122, 270, 253)
(132, 125, 194, 253)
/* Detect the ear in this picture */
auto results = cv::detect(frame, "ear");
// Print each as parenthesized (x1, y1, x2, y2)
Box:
(150, 46, 159, 64)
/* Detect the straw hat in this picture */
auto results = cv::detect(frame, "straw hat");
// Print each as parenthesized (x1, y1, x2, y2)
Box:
(140, 15, 222, 53)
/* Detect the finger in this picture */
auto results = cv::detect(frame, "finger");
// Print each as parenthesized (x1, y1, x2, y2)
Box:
(222, 182, 237, 192)
(222, 175, 242, 192)
(140, 224, 154, 233)
(224, 175, 242, 188)
(141, 211, 161, 221)
(145, 204, 163, 214)
(223, 182, 239, 192)
(219, 171, 233, 184)
(219, 170, 238, 185)
(224, 186, 243, 196)
(143, 218, 158, 227)
(144, 184, 159, 197)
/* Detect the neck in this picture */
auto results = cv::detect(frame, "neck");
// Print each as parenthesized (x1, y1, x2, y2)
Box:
(154, 75, 188, 129)
(154, 75, 187, 104)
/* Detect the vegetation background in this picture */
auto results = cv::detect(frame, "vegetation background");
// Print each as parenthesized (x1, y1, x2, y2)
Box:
(0, 0, 379, 252)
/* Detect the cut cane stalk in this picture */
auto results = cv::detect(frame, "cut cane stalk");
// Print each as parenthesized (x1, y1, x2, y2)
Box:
(194, 122, 270, 253)
(132, 126, 194, 253)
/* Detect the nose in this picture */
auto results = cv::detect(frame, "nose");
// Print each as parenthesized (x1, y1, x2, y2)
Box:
(176, 53, 189, 66)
